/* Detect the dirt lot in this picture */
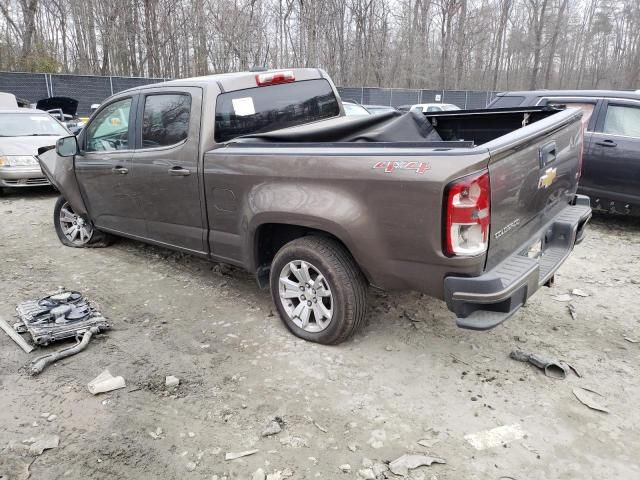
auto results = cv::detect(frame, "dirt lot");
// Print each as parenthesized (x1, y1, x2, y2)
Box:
(1, 188, 639, 480)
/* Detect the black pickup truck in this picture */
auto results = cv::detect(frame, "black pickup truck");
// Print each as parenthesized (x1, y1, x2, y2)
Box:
(489, 90, 640, 216)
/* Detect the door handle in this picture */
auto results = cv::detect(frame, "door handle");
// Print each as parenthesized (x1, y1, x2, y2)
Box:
(168, 166, 191, 176)
(595, 139, 617, 147)
(111, 166, 129, 174)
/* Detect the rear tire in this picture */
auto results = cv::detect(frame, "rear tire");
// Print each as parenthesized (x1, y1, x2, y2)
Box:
(53, 195, 113, 248)
(270, 236, 368, 345)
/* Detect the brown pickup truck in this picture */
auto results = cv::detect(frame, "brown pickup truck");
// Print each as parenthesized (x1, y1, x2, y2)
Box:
(39, 68, 592, 344)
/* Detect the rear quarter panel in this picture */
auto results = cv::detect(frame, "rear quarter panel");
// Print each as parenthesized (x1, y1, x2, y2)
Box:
(203, 145, 489, 297)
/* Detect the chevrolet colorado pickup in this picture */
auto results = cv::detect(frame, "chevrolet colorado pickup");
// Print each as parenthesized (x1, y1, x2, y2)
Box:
(39, 68, 592, 344)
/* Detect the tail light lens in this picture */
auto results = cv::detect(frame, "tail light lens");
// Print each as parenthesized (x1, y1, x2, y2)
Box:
(256, 70, 295, 86)
(444, 170, 491, 256)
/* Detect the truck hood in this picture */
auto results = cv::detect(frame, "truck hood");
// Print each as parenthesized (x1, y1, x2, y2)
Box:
(36, 97, 79, 116)
(0, 136, 61, 156)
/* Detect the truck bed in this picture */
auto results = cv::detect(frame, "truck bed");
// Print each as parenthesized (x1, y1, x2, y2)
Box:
(229, 106, 565, 147)
(204, 107, 584, 297)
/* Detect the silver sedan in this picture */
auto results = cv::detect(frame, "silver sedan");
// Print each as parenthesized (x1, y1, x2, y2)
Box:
(0, 109, 69, 192)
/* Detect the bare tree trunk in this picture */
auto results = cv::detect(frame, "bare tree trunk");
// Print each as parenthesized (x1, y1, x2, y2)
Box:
(529, 0, 550, 89)
(543, 0, 568, 88)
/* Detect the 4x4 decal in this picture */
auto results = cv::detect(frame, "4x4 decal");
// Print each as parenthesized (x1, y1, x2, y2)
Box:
(373, 161, 431, 174)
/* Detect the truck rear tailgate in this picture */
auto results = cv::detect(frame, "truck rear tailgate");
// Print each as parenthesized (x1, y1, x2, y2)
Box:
(485, 108, 584, 270)
(444, 108, 592, 330)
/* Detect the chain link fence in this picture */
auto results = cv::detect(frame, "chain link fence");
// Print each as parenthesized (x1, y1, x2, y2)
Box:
(0, 72, 169, 115)
(1, 71, 498, 116)
(337, 86, 499, 109)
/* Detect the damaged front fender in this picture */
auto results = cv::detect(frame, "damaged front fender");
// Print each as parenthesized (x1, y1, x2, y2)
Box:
(37, 147, 88, 218)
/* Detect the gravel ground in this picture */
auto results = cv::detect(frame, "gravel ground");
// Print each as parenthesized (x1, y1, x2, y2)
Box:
(1, 188, 639, 480)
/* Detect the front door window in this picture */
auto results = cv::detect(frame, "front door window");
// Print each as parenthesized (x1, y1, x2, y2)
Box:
(85, 98, 132, 152)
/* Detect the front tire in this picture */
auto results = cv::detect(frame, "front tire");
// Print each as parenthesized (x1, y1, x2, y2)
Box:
(270, 236, 368, 345)
(53, 196, 112, 248)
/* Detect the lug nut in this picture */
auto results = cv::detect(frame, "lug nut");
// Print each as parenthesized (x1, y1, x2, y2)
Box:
(307, 301, 312, 306)
(301, 295, 306, 300)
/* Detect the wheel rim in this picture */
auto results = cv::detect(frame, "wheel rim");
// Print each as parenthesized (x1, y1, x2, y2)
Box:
(59, 201, 93, 245)
(278, 260, 333, 333)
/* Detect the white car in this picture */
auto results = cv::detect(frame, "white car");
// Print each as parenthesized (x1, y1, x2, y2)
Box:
(0, 109, 69, 192)
(342, 101, 371, 116)
(398, 103, 461, 113)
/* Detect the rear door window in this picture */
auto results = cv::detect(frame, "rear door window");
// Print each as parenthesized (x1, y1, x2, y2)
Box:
(214, 79, 340, 142)
(142, 94, 191, 148)
(601, 104, 640, 138)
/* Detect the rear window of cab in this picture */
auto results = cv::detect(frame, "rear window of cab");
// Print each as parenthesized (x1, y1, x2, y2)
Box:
(214, 79, 340, 143)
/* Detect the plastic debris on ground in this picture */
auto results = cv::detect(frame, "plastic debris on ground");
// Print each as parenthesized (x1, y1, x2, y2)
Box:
(87, 369, 126, 395)
(464, 424, 526, 450)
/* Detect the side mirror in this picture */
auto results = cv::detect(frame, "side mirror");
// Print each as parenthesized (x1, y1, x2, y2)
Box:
(56, 135, 79, 157)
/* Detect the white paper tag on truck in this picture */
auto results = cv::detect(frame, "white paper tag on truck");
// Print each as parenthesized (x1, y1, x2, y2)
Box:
(232, 97, 255, 116)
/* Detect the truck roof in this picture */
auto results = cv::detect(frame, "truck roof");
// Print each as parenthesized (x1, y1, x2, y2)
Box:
(495, 89, 640, 100)
(118, 68, 328, 95)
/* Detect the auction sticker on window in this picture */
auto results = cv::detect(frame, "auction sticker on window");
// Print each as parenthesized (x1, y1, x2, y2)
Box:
(232, 97, 255, 116)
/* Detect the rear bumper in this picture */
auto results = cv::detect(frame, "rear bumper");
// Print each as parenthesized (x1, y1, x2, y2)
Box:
(444, 195, 592, 330)
(0, 166, 50, 187)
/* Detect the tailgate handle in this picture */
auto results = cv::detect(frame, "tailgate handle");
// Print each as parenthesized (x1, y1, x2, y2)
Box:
(539, 142, 557, 168)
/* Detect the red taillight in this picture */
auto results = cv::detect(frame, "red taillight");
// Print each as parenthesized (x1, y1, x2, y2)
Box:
(256, 70, 295, 86)
(444, 170, 491, 257)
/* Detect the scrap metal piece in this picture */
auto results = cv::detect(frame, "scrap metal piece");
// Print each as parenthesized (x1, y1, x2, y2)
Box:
(509, 350, 570, 379)
(573, 387, 609, 413)
(0, 315, 35, 353)
(16, 291, 109, 345)
(29, 326, 100, 375)
(225, 449, 259, 460)
(389, 454, 446, 476)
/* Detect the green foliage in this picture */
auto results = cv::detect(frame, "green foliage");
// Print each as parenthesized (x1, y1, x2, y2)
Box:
(20, 51, 60, 73)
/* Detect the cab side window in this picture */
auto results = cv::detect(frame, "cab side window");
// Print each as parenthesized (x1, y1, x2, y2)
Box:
(602, 104, 640, 138)
(142, 94, 191, 148)
(85, 98, 132, 152)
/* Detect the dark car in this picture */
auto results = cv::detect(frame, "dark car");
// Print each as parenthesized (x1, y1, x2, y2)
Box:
(488, 90, 640, 215)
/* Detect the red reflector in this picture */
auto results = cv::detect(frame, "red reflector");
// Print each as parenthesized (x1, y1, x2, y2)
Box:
(444, 170, 491, 257)
(256, 70, 295, 86)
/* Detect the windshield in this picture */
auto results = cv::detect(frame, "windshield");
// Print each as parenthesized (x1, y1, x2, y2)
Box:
(442, 104, 461, 111)
(0, 113, 68, 137)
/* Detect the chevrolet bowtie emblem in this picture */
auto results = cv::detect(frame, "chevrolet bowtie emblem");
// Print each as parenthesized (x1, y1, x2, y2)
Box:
(538, 167, 557, 189)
